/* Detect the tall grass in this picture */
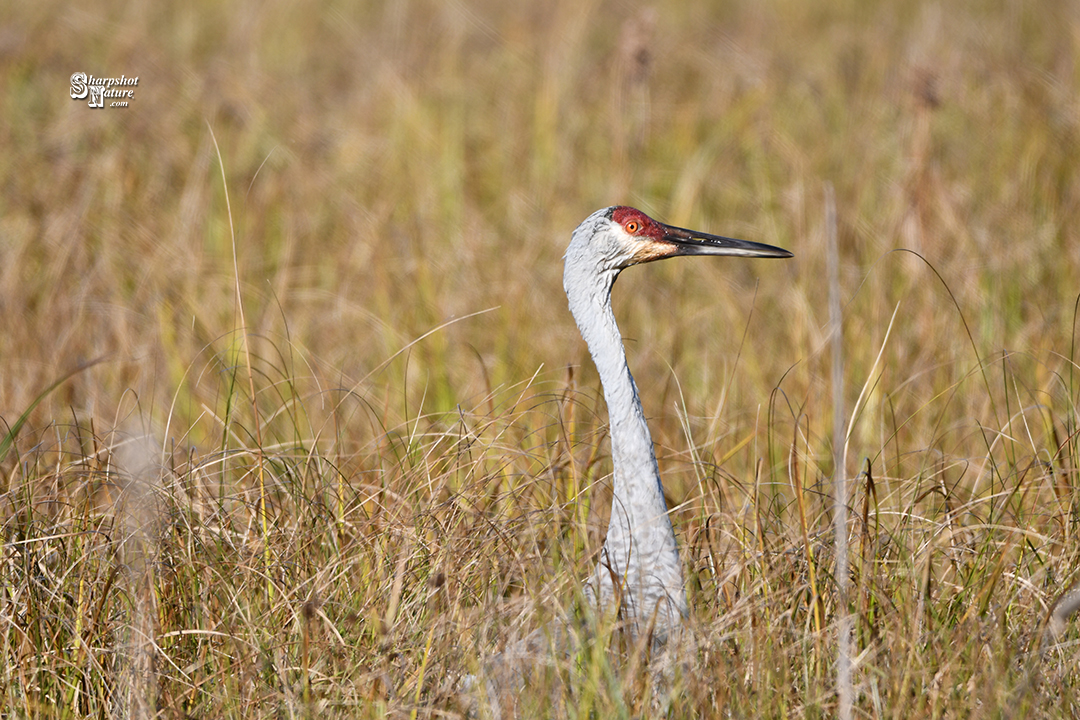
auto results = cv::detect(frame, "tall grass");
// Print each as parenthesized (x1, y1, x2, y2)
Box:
(3, 0, 1080, 716)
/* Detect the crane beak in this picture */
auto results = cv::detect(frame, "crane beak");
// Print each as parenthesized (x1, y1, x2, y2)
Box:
(651, 223, 794, 261)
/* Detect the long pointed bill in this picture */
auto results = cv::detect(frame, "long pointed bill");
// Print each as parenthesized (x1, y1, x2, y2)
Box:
(653, 222, 793, 260)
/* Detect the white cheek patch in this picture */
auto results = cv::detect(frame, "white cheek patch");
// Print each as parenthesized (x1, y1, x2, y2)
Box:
(631, 239, 677, 263)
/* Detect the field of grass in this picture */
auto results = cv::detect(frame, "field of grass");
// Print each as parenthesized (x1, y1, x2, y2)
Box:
(4, 0, 1080, 716)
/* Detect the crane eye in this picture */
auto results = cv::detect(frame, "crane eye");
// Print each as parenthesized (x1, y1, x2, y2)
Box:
(625, 221, 640, 234)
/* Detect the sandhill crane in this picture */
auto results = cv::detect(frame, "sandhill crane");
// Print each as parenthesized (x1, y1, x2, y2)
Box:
(466, 207, 791, 716)
(564, 205, 792, 646)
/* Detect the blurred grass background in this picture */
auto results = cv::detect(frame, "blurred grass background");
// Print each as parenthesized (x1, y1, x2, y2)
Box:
(3, 0, 1080, 717)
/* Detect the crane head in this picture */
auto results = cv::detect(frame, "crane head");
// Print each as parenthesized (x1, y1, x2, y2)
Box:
(604, 206, 793, 267)
(564, 206, 792, 303)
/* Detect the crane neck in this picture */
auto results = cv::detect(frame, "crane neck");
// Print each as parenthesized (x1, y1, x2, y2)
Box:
(567, 276, 657, 466)
(563, 256, 686, 638)
(563, 266, 657, 476)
